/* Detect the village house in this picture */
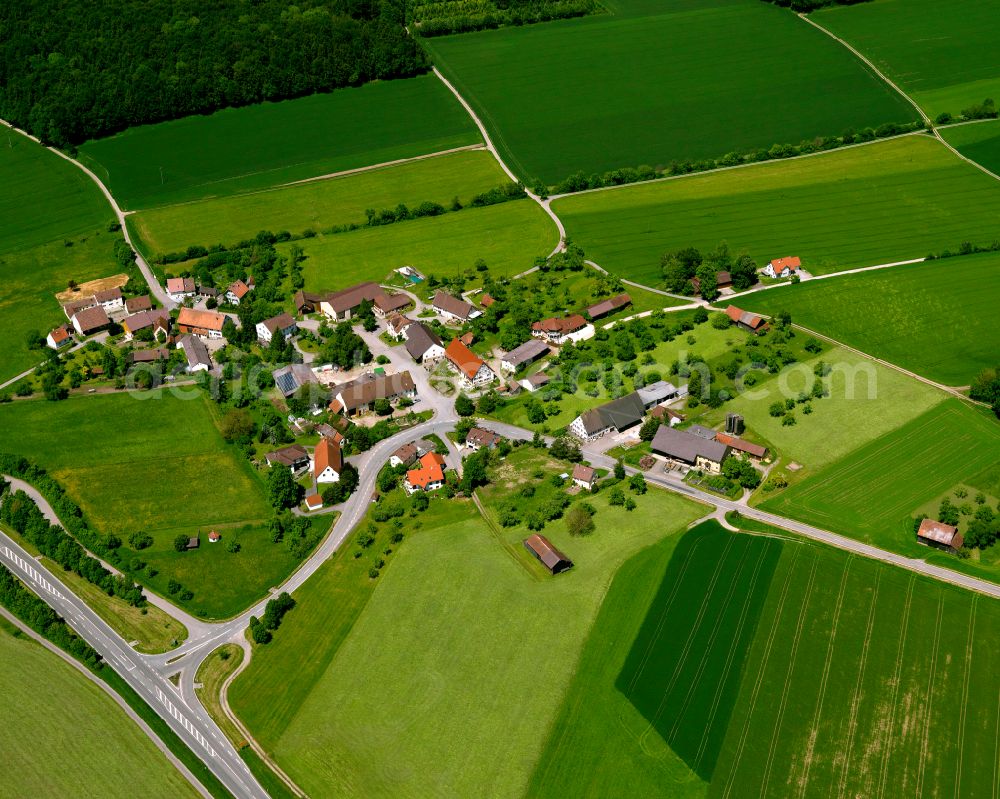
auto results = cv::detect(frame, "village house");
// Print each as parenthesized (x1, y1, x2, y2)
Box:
(404, 323, 445, 365)
(256, 313, 297, 344)
(519, 372, 551, 393)
(94, 287, 124, 312)
(46, 326, 73, 350)
(293, 290, 325, 315)
(272, 363, 320, 398)
(176, 307, 227, 339)
(62, 296, 97, 320)
(432, 291, 481, 323)
(177, 334, 213, 372)
(725, 305, 769, 335)
(569, 391, 646, 440)
(650, 425, 730, 473)
(313, 437, 343, 484)
(165, 277, 196, 302)
(715, 433, 768, 463)
(572, 464, 596, 491)
(319, 282, 384, 321)
(225, 280, 251, 306)
(585, 293, 631, 321)
(916, 518, 963, 553)
(208, 531, 222, 544)
(531, 314, 594, 345)
(523, 534, 573, 574)
(304, 494, 324, 512)
(197, 285, 220, 301)
(386, 313, 414, 341)
(126, 348, 168, 367)
(124, 295, 152, 315)
(500, 338, 549, 373)
(405, 452, 447, 493)
(373, 292, 411, 318)
(465, 427, 501, 451)
(329, 371, 417, 416)
(445, 338, 495, 389)
(763, 256, 801, 279)
(122, 309, 170, 340)
(71, 305, 111, 337)
(264, 444, 310, 471)
(389, 443, 419, 468)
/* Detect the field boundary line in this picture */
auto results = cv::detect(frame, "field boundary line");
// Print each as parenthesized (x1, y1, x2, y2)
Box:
(797, 555, 852, 795)
(954, 596, 977, 798)
(760, 555, 819, 797)
(875, 574, 915, 799)
(937, 117, 1000, 132)
(914, 592, 944, 798)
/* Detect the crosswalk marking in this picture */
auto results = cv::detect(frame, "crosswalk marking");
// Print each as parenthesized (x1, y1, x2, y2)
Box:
(156, 688, 216, 756)
(3, 546, 63, 600)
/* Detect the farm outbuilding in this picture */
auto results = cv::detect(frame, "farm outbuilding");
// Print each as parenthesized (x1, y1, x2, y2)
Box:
(524, 534, 573, 574)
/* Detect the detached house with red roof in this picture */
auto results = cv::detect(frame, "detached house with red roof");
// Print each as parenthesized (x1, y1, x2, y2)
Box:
(166, 277, 196, 302)
(763, 256, 801, 279)
(225, 280, 252, 306)
(531, 314, 593, 345)
(445, 338, 495, 389)
(313, 437, 343, 484)
(46, 325, 73, 350)
(405, 452, 447, 493)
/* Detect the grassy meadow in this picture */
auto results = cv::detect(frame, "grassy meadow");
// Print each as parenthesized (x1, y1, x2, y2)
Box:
(0, 621, 199, 798)
(553, 135, 1000, 284)
(941, 120, 1000, 176)
(127, 149, 505, 257)
(78, 74, 480, 209)
(293, 199, 557, 292)
(232, 448, 705, 797)
(0, 394, 312, 618)
(814, 0, 1000, 119)
(740, 254, 1000, 386)
(424, 0, 915, 186)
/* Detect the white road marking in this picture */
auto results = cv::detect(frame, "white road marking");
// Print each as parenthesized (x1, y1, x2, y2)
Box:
(156, 687, 217, 757)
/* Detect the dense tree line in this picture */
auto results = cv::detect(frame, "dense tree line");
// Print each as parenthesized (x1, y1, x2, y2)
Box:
(0, 0, 426, 147)
(248, 591, 295, 644)
(970, 367, 1000, 418)
(760, 0, 871, 12)
(661, 243, 759, 298)
(411, 0, 596, 36)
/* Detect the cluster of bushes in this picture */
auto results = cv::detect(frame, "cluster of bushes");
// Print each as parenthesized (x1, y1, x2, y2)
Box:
(761, 0, 872, 13)
(549, 121, 924, 196)
(969, 366, 1000, 418)
(269, 513, 324, 559)
(661, 243, 759, 297)
(411, 0, 596, 37)
(248, 592, 295, 645)
(0, 565, 103, 668)
(935, 99, 999, 126)
(925, 239, 1000, 262)
(922, 488, 1000, 551)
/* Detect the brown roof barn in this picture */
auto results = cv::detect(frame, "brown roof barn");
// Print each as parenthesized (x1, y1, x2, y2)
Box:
(524, 534, 573, 574)
(916, 518, 963, 552)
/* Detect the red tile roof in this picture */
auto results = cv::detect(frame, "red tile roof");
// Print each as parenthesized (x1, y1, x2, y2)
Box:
(313, 438, 343, 480)
(406, 452, 446, 490)
(532, 314, 587, 334)
(715, 433, 768, 459)
(917, 518, 963, 548)
(177, 307, 226, 332)
(445, 338, 485, 380)
(228, 280, 250, 299)
(769, 256, 801, 272)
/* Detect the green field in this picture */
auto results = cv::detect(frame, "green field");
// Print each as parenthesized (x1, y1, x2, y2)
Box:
(941, 120, 1000, 176)
(77, 75, 480, 210)
(0, 621, 199, 798)
(762, 400, 1000, 578)
(424, 0, 915, 186)
(553, 135, 1000, 284)
(814, 0, 1000, 119)
(294, 199, 558, 292)
(0, 394, 310, 618)
(128, 149, 505, 257)
(232, 449, 705, 797)
(740, 254, 1000, 386)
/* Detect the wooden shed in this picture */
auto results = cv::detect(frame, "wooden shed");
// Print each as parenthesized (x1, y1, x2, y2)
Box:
(524, 534, 573, 574)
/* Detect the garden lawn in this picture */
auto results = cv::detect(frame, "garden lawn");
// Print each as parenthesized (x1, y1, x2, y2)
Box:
(0, 394, 310, 618)
(941, 120, 1000, 177)
(813, 0, 1000, 120)
(292, 199, 557, 292)
(127, 149, 507, 257)
(762, 400, 1000, 581)
(424, 0, 915, 186)
(78, 75, 480, 210)
(0, 622, 200, 798)
(739, 253, 1000, 386)
(234, 450, 705, 797)
(553, 135, 1000, 284)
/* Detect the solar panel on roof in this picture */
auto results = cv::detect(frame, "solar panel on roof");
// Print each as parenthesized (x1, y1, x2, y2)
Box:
(275, 373, 297, 395)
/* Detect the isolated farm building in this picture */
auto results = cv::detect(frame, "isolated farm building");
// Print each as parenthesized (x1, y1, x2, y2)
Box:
(479, 293, 496, 308)
(523, 534, 573, 574)
(405, 452, 447, 493)
(330, 371, 417, 416)
(225, 280, 252, 306)
(272, 363, 320, 398)
(265, 444, 310, 471)
(373, 292, 411, 317)
(637, 380, 679, 408)
(304, 494, 324, 511)
(126, 348, 168, 367)
(256, 313, 298, 344)
(916, 518, 963, 553)
(177, 334, 213, 373)
(71, 305, 111, 336)
(122, 309, 170, 340)
(208, 531, 221, 544)
(572, 464, 596, 490)
(690, 271, 732, 294)
(763, 257, 801, 279)
(124, 295, 152, 315)
(386, 313, 415, 341)
(569, 391, 646, 440)
(519, 371, 551, 393)
(94, 287, 124, 312)
(715, 433, 768, 463)
(531, 314, 593, 345)
(725, 305, 768, 335)
(390, 443, 419, 468)
(62, 296, 97, 319)
(165, 277, 196, 301)
(177, 307, 227, 339)
(651, 425, 729, 473)
(46, 326, 72, 350)
(445, 338, 495, 389)
(500, 338, 549, 373)
(313, 438, 343, 484)
(586, 293, 631, 320)
(320, 282, 384, 321)
(186, 536, 200, 550)
(294, 290, 324, 315)
(404, 323, 445, 364)
(465, 427, 501, 451)
(433, 291, 481, 323)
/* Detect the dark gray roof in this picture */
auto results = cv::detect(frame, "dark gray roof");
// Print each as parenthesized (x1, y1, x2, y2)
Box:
(404, 323, 442, 360)
(502, 338, 549, 369)
(637, 380, 678, 407)
(597, 391, 646, 432)
(178, 334, 212, 370)
(651, 425, 729, 464)
(433, 291, 476, 320)
(687, 424, 718, 440)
